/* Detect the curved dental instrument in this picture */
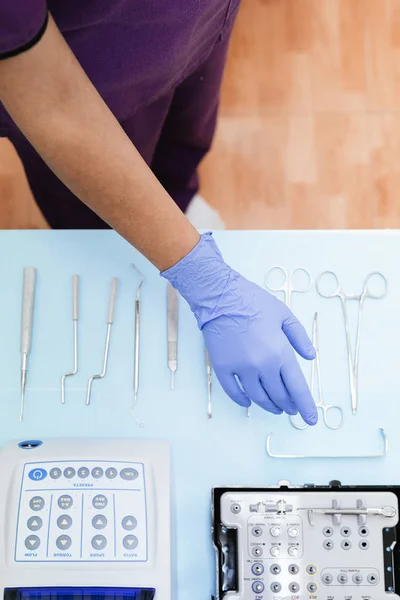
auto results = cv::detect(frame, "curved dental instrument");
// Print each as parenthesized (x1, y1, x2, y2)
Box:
(20, 267, 37, 422)
(266, 428, 388, 459)
(290, 312, 343, 430)
(265, 266, 312, 310)
(316, 271, 387, 414)
(86, 277, 118, 405)
(167, 283, 178, 389)
(61, 275, 79, 404)
(131, 264, 144, 427)
(206, 349, 212, 418)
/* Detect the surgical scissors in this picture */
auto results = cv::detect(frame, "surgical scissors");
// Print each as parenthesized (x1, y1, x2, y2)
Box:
(265, 266, 312, 310)
(290, 312, 343, 430)
(316, 271, 387, 415)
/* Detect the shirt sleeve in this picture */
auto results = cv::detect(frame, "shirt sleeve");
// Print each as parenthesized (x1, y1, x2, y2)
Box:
(0, 1, 48, 60)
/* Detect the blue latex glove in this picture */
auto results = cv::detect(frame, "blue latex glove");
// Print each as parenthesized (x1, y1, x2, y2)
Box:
(162, 233, 317, 425)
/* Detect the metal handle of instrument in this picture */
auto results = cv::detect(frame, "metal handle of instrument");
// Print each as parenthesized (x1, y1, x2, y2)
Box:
(21, 267, 37, 356)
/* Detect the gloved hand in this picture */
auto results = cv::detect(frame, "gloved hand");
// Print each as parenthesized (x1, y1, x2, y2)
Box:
(161, 233, 317, 425)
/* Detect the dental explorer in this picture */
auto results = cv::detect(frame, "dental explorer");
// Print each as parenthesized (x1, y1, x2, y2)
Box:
(61, 275, 79, 404)
(167, 283, 178, 389)
(20, 266, 37, 422)
(206, 349, 212, 418)
(131, 264, 144, 426)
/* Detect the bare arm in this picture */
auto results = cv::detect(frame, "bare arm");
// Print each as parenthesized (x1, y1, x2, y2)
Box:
(0, 14, 200, 270)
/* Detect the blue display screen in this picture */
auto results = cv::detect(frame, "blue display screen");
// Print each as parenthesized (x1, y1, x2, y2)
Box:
(4, 588, 155, 600)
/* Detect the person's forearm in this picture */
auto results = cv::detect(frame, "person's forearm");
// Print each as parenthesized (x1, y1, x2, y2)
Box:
(0, 15, 199, 270)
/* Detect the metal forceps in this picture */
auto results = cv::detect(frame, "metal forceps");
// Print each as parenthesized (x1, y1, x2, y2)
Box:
(265, 266, 312, 310)
(316, 271, 388, 415)
(290, 312, 343, 430)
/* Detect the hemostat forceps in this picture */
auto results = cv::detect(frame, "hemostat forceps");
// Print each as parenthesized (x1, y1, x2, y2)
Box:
(131, 264, 144, 427)
(290, 312, 343, 430)
(265, 266, 312, 310)
(316, 271, 387, 415)
(167, 284, 178, 389)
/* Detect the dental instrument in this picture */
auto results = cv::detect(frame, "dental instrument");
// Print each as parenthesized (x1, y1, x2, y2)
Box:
(167, 283, 178, 389)
(86, 277, 118, 405)
(131, 264, 144, 427)
(61, 274, 79, 404)
(265, 266, 312, 310)
(20, 266, 37, 422)
(206, 349, 212, 418)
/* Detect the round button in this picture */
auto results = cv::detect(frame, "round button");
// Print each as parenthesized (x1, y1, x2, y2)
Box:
(50, 468, 62, 480)
(322, 573, 333, 585)
(120, 468, 139, 481)
(123, 535, 138, 550)
(341, 526, 351, 537)
(252, 546, 263, 557)
(306, 564, 317, 575)
(25, 535, 40, 550)
(307, 582, 318, 593)
(269, 582, 280, 593)
(359, 526, 369, 537)
(289, 564, 299, 575)
(338, 574, 348, 584)
(288, 526, 299, 538)
(252, 582, 265, 594)
(29, 496, 45, 511)
(56, 535, 72, 550)
(92, 535, 107, 550)
(105, 467, 117, 479)
(252, 526, 263, 537)
(122, 516, 137, 531)
(28, 468, 47, 481)
(289, 582, 300, 593)
(252, 563, 264, 576)
(367, 573, 378, 585)
(91, 467, 104, 479)
(353, 574, 363, 584)
(341, 539, 352, 550)
(288, 546, 299, 557)
(92, 515, 108, 530)
(78, 467, 89, 479)
(58, 495, 73, 510)
(323, 526, 333, 537)
(92, 494, 108, 510)
(270, 545, 280, 557)
(63, 467, 76, 479)
(27, 516, 42, 531)
(270, 564, 280, 575)
(57, 515, 72, 530)
(270, 526, 281, 537)
(323, 539, 334, 550)
(359, 539, 369, 550)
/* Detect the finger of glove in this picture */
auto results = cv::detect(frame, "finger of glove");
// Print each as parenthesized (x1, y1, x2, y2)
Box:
(260, 372, 298, 415)
(280, 354, 318, 425)
(281, 311, 315, 360)
(218, 372, 251, 408)
(241, 374, 283, 414)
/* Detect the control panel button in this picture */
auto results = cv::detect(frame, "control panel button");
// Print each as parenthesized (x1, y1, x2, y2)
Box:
(323, 526, 333, 537)
(25, 535, 40, 550)
(58, 495, 73, 510)
(123, 535, 138, 550)
(252, 546, 263, 557)
(252, 563, 264, 576)
(341, 539, 352, 550)
(120, 468, 139, 481)
(27, 516, 42, 531)
(270, 526, 281, 537)
(50, 468, 62, 480)
(341, 526, 351, 537)
(122, 516, 137, 531)
(306, 564, 317, 575)
(105, 467, 117, 479)
(78, 467, 89, 479)
(63, 467, 76, 479)
(322, 573, 333, 585)
(338, 574, 348, 584)
(252, 582, 264, 594)
(28, 468, 47, 481)
(91, 467, 104, 479)
(270, 545, 280, 557)
(270, 564, 280, 575)
(353, 574, 363, 584)
(269, 582, 280, 593)
(289, 564, 299, 575)
(323, 539, 334, 550)
(56, 535, 72, 550)
(92, 494, 108, 510)
(367, 573, 378, 585)
(359, 526, 369, 537)
(92, 515, 108, 530)
(289, 582, 300, 593)
(57, 515, 72, 530)
(307, 582, 318, 593)
(92, 535, 107, 550)
(252, 526, 263, 537)
(359, 539, 369, 550)
(29, 496, 45, 511)
(288, 526, 299, 538)
(288, 546, 299, 557)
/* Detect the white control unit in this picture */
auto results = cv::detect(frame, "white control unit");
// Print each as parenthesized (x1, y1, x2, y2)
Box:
(0, 438, 171, 600)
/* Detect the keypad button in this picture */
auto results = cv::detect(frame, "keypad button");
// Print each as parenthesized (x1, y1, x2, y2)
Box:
(92, 535, 107, 550)
(29, 496, 45, 511)
(28, 468, 47, 481)
(270, 564, 280, 575)
(122, 516, 137, 531)
(323, 539, 334, 550)
(57, 515, 72, 530)
(50, 468, 62, 480)
(270, 526, 281, 537)
(123, 535, 138, 550)
(289, 582, 300, 593)
(92, 494, 108, 510)
(341, 539, 352, 550)
(367, 573, 378, 585)
(288, 527, 299, 538)
(25, 535, 40, 550)
(105, 467, 117, 479)
(323, 526, 333, 537)
(289, 564, 299, 575)
(252, 582, 265, 594)
(78, 467, 89, 479)
(92, 515, 107, 530)
(252, 526, 262, 537)
(288, 546, 299, 557)
(252, 546, 263, 557)
(359, 539, 369, 550)
(91, 467, 104, 479)
(307, 582, 318, 593)
(120, 468, 139, 481)
(341, 526, 351, 537)
(63, 467, 75, 479)
(353, 574, 363, 584)
(58, 495, 73, 510)
(359, 526, 369, 537)
(338, 574, 348, 584)
(270, 545, 280, 557)
(306, 564, 317, 575)
(252, 563, 264, 576)
(27, 516, 42, 531)
(270, 582, 280, 593)
(322, 573, 333, 585)
(56, 535, 72, 550)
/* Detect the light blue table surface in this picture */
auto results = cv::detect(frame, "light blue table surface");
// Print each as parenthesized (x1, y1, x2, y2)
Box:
(1, 229, 399, 598)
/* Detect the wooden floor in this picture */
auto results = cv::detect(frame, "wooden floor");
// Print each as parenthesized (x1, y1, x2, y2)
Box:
(2, 0, 400, 230)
